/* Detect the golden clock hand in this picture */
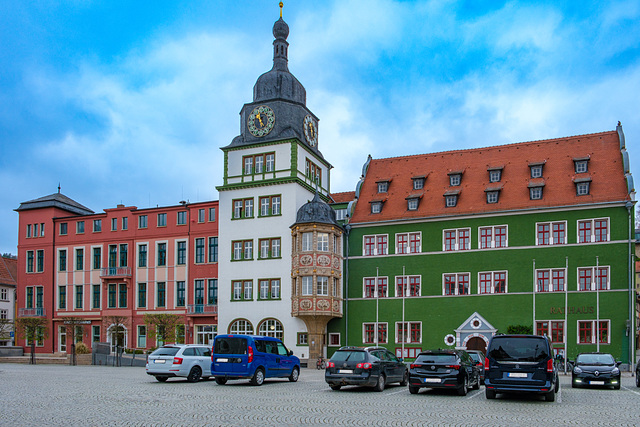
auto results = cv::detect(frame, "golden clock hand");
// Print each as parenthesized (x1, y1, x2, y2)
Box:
(257, 113, 264, 127)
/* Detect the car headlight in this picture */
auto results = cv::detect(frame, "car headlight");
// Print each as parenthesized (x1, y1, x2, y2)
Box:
(612, 367, 620, 375)
(573, 367, 582, 374)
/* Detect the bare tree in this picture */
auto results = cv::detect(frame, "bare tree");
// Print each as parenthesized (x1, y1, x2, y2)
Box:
(60, 317, 88, 366)
(14, 317, 49, 364)
(144, 314, 181, 346)
(0, 319, 13, 344)
(102, 315, 129, 366)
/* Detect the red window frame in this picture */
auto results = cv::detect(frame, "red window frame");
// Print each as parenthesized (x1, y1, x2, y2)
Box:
(552, 222, 565, 245)
(377, 277, 388, 298)
(364, 278, 376, 298)
(396, 276, 406, 297)
(378, 323, 388, 344)
(409, 276, 420, 296)
(479, 273, 492, 294)
(495, 226, 507, 248)
(552, 270, 564, 292)
(594, 219, 607, 242)
(444, 231, 456, 251)
(409, 233, 420, 253)
(551, 321, 564, 343)
(480, 227, 492, 249)
(536, 321, 548, 336)
(596, 267, 608, 290)
(444, 275, 456, 296)
(459, 229, 469, 250)
(364, 324, 375, 344)
(494, 272, 506, 293)
(364, 236, 375, 256)
(457, 274, 469, 295)
(537, 270, 550, 292)
(376, 235, 387, 255)
(397, 234, 408, 254)
(578, 220, 591, 243)
(537, 223, 550, 245)
(579, 321, 593, 344)
(598, 321, 609, 343)
(410, 323, 421, 343)
(578, 268, 591, 291)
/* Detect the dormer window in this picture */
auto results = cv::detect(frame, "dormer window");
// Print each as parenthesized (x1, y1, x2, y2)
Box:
(574, 177, 592, 196)
(449, 174, 461, 186)
(486, 191, 499, 204)
(573, 157, 589, 174)
(412, 176, 425, 190)
(406, 194, 422, 211)
(444, 190, 460, 207)
(488, 166, 503, 183)
(377, 180, 389, 193)
(529, 161, 545, 178)
(371, 201, 383, 214)
(528, 183, 544, 200)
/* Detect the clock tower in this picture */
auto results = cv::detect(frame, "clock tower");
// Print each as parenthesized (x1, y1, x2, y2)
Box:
(216, 5, 334, 362)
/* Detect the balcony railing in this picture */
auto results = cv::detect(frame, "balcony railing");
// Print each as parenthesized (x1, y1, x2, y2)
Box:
(100, 267, 132, 277)
(19, 307, 45, 317)
(187, 304, 218, 315)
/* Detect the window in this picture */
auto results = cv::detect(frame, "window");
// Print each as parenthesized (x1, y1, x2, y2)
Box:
(529, 186, 543, 200)
(176, 281, 185, 307)
(301, 276, 313, 296)
(574, 159, 589, 173)
(530, 164, 544, 178)
(108, 245, 117, 268)
(138, 244, 147, 267)
(486, 191, 499, 204)
(536, 321, 565, 343)
(232, 280, 253, 300)
(177, 211, 187, 225)
(232, 240, 253, 261)
(92, 325, 100, 343)
(335, 209, 347, 221)
(36, 250, 44, 272)
(137, 325, 147, 348)
(259, 238, 281, 259)
(577, 266, 609, 291)
(111, 218, 117, 231)
(259, 195, 281, 216)
(488, 169, 502, 182)
(157, 243, 167, 266)
(364, 277, 388, 298)
(449, 174, 461, 186)
(77, 221, 85, 234)
(157, 282, 166, 307)
(58, 286, 66, 310)
(108, 284, 117, 308)
(536, 269, 565, 292)
(298, 333, 308, 346)
(443, 228, 470, 251)
(259, 279, 281, 300)
(209, 237, 218, 262)
(478, 271, 507, 294)
(371, 201, 383, 214)
(407, 197, 419, 210)
(119, 244, 128, 267)
(138, 283, 146, 308)
(0, 288, 6, 301)
(75, 249, 84, 271)
(198, 209, 205, 223)
(302, 232, 313, 251)
(396, 322, 421, 344)
(93, 219, 102, 232)
(445, 194, 458, 207)
(208, 279, 218, 305)
(40, 223, 45, 236)
(396, 232, 421, 254)
(317, 276, 329, 296)
(443, 273, 470, 295)
(93, 247, 101, 270)
(27, 224, 31, 238)
(26, 251, 34, 273)
(305, 159, 322, 184)
(119, 283, 127, 308)
(479, 225, 507, 249)
(329, 333, 341, 347)
(243, 152, 275, 175)
(396, 276, 421, 297)
(209, 207, 216, 222)
(232, 198, 254, 219)
(317, 233, 329, 251)
(363, 322, 388, 344)
(177, 241, 187, 265)
(412, 177, 425, 190)
(75, 285, 83, 309)
(576, 181, 590, 196)
(157, 213, 167, 227)
(92, 285, 100, 309)
(194, 238, 204, 264)
(578, 320, 610, 344)
(377, 181, 389, 193)
(578, 218, 609, 243)
(59, 250, 67, 272)
(138, 215, 148, 229)
(122, 217, 128, 230)
(60, 223, 68, 235)
(229, 319, 254, 335)
(536, 222, 566, 245)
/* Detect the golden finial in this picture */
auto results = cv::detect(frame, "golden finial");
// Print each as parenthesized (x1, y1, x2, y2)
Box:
(279, 2, 283, 18)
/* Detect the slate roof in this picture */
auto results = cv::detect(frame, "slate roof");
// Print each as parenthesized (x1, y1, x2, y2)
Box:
(15, 192, 94, 216)
(350, 130, 631, 224)
(0, 256, 17, 287)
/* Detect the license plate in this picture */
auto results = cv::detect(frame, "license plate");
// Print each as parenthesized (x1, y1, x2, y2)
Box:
(589, 380, 605, 385)
(216, 358, 229, 363)
(508, 372, 527, 378)
(424, 378, 441, 383)
(338, 369, 353, 374)
(154, 360, 165, 364)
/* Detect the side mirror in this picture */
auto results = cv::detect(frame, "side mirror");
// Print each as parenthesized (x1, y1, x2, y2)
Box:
(616, 361, 622, 367)
(398, 358, 404, 363)
(287, 350, 293, 356)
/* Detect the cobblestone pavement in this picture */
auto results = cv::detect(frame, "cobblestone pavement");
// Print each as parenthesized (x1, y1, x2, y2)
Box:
(1, 364, 639, 426)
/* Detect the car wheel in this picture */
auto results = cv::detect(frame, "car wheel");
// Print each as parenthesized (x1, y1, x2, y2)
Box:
(472, 374, 480, 390)
(545, 390, 555, 402)
(399, 371, 409, 386)
(155, 376, 168, 382)
(187, 366, 202, 383)
(374, 374, 386, 392)
(215, 377, 227, 385)
(289, 367, 299, 382)
(485, 388, 496, 399)
(330, 385, 342, 391)
(457, 376, 468, 396)
(250, 368, 265, 386)
(555, 376, 560, 392)
(571, 381, 578, 388)
(409, 385, 419, 394)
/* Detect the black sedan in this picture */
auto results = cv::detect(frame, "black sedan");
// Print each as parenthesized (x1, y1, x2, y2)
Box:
(571, 352, 621, 389)
(408, 350, 480, 396)
(325, 346, 408, 391)
(466, 350, 485, 384)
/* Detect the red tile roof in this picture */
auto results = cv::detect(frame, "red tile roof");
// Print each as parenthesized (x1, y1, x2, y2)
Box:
(350, 130, 631, 224)
(330, 191, 356, 204)
(0, 256, 17, 287)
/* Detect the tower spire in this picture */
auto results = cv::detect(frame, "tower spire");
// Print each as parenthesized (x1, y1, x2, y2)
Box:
(280, 1, 283, 18)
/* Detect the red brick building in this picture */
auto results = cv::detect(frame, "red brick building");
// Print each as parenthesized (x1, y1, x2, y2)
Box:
(15, 191, 218, 353)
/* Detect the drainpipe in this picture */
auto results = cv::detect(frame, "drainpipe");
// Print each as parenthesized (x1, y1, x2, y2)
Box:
(344, 224, 351, 346)
(626, 201, 635, 372)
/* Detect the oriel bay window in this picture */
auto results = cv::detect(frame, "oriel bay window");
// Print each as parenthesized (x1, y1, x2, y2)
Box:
(259, 195, 281, 216)
(301, 232, 313, 251)
(363, 322, 388, 344)
(396, 276, 421, 297)
(536, 269, 566, 292)
(364, 277, 388, 298)
(478, 271, 507, 294)
(232, 280, 253, 300)
(578, 266, 610, 291)
(396, 322, 421, 344)
(259, 238, 281, 259)
(259, 279, 281, 300)
(232, 240, 253, 261)
(316, 276, 329, 296)
(443, 273, 470, 296)
(317, 233, 329, 251)
(301, 276, 313, 296)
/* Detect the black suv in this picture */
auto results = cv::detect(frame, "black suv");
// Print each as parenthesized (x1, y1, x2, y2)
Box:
(325, 346, 408, 391)
(408, 349, 480, 396)
(484, 334, 558, 401)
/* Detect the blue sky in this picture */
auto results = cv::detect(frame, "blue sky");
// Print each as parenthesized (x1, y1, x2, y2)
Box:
(1, 0, 639, 255)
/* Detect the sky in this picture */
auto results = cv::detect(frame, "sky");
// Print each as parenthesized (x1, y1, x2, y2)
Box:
(1, 0, 639, 256)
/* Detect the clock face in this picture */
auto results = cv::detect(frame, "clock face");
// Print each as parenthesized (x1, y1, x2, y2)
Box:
(303, 115, 318, 147)
(248, 105, 275, 137)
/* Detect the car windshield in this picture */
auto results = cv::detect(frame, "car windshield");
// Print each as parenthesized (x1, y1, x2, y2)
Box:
(468, 353, 483, 363)
(331, 350, 366, 362)
(150, 346, 180, 356)
(416, 354, 456, 364)
(576, 354, 615, 365)
(488, 337, 549, 362)
(214, 337, 247, 355)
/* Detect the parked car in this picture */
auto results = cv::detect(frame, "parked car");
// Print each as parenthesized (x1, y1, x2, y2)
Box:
(571, 352, 621, 389)
(211, 334, 300, 386)
(636, 362, 640, 388)
(325, 346, 408, 391)
(146, 344, 212, 382)
(408, 349, 480, 396)
(484, 334, 558, 402)
(466, 350, 485, 384)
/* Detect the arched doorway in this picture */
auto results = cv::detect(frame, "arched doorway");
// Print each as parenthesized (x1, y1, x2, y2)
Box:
(466, 336, 487, 354)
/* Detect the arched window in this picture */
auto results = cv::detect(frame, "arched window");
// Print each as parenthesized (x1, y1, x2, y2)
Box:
(229, 319, 254, 335)
(258, 319, 284, 340)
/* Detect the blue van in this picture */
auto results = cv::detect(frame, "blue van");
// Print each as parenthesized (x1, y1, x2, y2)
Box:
(211, 334, 300, 386)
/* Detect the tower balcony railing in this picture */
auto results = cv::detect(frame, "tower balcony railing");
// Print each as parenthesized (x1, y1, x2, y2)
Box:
(100, 267, 132, 277)
(19, 307, 45, 317)
(187, 304, 218, 315)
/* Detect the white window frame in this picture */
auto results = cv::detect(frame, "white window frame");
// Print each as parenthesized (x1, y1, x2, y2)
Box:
(535, 221, 567, 245)
(328, 332, 341, 347)
(577, 218, 610, 243)
(395, 321, 422, 344)
(442, 272, 470, 296)
(576, 266, 610, 291)
(577, 319, 610, 345)
(477, 271, 508, 294)
(535, 268, 567, 292)
(362, 234, 388, 256)
(478, 225, 508, 249)
(442, 228, 471, 251)
(363, 322, 388, 345)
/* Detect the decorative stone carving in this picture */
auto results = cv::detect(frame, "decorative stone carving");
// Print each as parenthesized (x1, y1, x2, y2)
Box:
(317, 255, 331, 266)
(332, 257, 340, 269)
(300, 299, 313, 310)
(317, 299, 330, 310)
(300, 255, 313, 266)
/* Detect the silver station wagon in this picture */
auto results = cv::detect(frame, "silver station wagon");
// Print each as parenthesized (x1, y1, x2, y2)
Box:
(146, 344, 212, 382)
